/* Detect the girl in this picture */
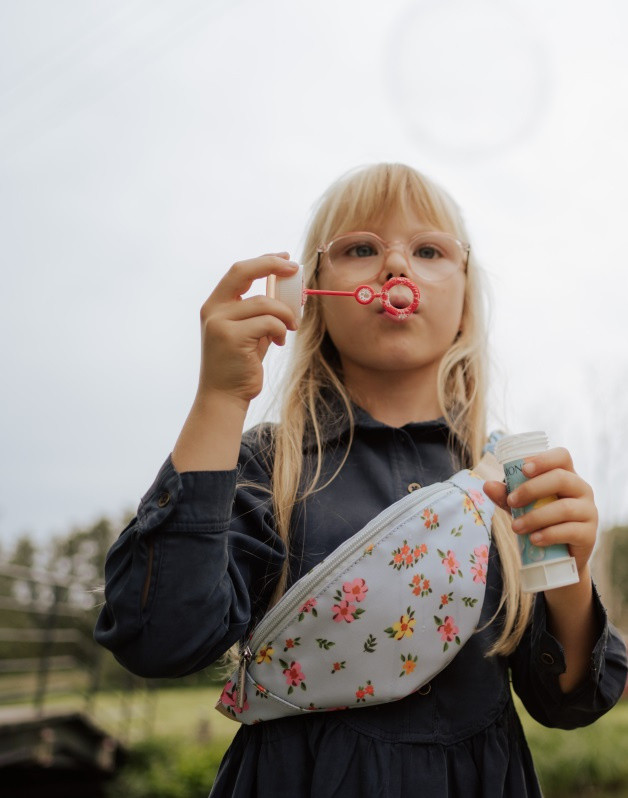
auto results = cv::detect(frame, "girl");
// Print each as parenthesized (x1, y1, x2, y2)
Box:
(95, 163, 627, 797)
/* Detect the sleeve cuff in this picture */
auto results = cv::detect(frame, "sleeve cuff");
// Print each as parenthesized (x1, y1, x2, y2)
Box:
(532, 579, 608, 689)
(137, 455, 237, 533)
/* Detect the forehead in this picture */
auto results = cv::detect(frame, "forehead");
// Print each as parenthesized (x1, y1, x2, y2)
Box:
(334, 207, 448, 239)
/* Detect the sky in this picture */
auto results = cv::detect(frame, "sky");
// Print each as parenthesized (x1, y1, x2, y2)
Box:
(2, 0, 628, 549)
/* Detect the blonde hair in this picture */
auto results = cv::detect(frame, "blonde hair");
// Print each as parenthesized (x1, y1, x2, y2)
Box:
(249, 164, 531, 658)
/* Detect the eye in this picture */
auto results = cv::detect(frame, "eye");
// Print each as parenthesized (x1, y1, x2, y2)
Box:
(414, 244, 442, 260)
(346, 242, 378, 258)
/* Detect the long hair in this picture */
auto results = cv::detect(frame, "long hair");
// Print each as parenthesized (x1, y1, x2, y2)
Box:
(253, 164, 531, 658)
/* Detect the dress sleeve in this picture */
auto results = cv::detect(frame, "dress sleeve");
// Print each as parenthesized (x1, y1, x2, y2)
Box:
(508, 581, 628, 729)
(93, 433, 286, 678)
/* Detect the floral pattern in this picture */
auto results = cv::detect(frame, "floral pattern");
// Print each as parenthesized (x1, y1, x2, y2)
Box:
(385, 607, 416, 640)
(469, 544, 489, 584)
(434, 615, 461, 652)
(256, 643, 274, 664)
(438, 548, 463, 583)
(355, 680, 375, 702)
(343, 577, 369, 601)
(297, 598, 318, 621)
(219, 680, 249, 715)
(409, 573, 432, 597)
(389, 541, 428, 570)
(421, 507, 439, 530)
(399, 653, 418, 677)
(332, 583, 366, 623)
(279, 659, 307, 694)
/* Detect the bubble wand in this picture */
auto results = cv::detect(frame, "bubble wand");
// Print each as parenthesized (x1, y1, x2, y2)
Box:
(267, 266, 420, 321)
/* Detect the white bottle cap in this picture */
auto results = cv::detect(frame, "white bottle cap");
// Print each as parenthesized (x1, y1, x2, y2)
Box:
(520, 556, 580, 593)
(494, 431, 548, 465)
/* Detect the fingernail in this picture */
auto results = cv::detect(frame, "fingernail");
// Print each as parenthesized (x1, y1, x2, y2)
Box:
(512, 518, 524, 532)
(523, 462, 535, 476)
(507, 492, 518, 507)
(287, 261, 300, 269)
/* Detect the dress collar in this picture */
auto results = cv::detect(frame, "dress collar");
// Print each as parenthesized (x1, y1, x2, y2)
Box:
(302, 391, 450, 449)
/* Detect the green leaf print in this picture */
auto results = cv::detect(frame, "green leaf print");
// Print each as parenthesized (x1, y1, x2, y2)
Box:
(315, 638, 336, 650)
(363, 634, 377, 653)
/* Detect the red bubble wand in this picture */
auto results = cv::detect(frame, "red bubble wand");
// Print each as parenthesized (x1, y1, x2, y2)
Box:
(267, 269, 420, 321)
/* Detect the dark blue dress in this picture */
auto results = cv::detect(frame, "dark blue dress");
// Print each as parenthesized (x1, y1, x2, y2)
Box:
(95, 407, 627, 797)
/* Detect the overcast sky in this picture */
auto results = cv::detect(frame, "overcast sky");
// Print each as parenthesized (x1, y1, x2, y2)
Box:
(2, 0, 628, 550)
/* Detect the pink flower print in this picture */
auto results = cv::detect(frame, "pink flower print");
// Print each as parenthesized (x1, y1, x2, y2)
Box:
(437, 548, 462, 583)
(468, 489, 485, 506)
(343, 577, 368, 602)
(473, 545, 489, 565)
(332, 599, 358, 623)
(443, 550, 459, 575)
(298, 598, 318, 621)
(471, 563, 487, 584)
(438, 616, 459, 642)
(220, 680, 249, 714)
(281, 660, 306, 694)
(434, 614, 461, 651)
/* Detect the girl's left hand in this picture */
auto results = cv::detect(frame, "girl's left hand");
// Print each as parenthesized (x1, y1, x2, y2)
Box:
(483, 447, 598, 575)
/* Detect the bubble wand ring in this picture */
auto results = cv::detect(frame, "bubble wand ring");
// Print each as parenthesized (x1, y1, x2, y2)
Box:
(267, 269, 420, 321)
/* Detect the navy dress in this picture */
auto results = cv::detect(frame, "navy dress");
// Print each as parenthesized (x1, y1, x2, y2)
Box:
(95, 406, 628, 798)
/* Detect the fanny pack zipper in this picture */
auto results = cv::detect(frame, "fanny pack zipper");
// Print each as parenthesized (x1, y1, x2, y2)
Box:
(236, 480, 452, 709)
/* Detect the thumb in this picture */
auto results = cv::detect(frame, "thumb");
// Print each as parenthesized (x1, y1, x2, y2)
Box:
(483, 480, 510, 512)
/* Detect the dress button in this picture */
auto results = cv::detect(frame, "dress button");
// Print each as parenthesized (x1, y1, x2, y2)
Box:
(407, 482, 422, 493)
(157, 492, 171, 508)
(540, 652, 555, 666)
(417, 682, 431, 695)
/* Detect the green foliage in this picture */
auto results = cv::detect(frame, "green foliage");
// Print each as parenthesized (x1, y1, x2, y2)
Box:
(518, 696, 628, 796)
(607, 525, 628, 620)
(105, 738, 225, 798)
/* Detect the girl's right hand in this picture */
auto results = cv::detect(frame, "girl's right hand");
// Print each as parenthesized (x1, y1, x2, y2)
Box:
(197, 253, 300, 407)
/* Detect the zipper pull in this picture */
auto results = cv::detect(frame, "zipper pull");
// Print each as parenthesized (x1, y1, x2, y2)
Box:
(237, 645, 252, 710)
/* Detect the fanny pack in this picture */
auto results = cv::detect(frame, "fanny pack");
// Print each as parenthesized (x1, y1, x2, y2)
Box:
(216, 448, 502, 724)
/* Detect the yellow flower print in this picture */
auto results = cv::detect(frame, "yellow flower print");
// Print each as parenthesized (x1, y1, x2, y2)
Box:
(256, 644, 274, 664)
(385, 607, 416, 640)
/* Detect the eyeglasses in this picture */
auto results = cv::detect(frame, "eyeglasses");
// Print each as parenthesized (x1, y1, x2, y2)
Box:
(316, 230, 470, 283)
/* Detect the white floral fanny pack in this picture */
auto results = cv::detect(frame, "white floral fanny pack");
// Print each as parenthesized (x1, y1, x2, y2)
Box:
(216, 451, 502, 724)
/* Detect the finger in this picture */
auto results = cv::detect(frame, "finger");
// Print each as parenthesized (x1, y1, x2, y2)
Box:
(507, 469, 590, 510)
(521, 521, 595, 554)
(510, 496, 591, 536)
(520, 446, 574, 478)
(482, 480, 509, 511)
(211, 255, 299, 303)
(226, 295, 299, 330)
(231, 315, 289, 346)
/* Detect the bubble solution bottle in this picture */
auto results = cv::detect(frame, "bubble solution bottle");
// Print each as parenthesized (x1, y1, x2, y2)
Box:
(494, 431, 579, 593)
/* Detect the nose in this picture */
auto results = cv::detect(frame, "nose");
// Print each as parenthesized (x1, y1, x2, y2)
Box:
(379, 243, 410, 281)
